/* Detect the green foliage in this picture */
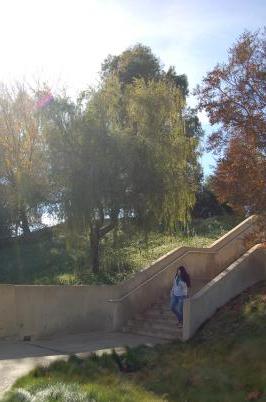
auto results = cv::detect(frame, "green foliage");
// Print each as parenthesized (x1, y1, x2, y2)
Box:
(164, 66, 189, 96)
(0, 44, 203, 274)
(0, 84, 51, 234)
(0, 185, 12, 238)
(3, 383, 92, 402)
(3, 282, 266, 402)
(192, 184, 233, 218)
(87, 73, 199, 228)
(101, 45, 190, 99)
(43, 51, 201, 273)
(111, 345, 157, 372)
(0, 215, 240, 285)
(101, 43, 161, 85)
(98, 44, 203, 233)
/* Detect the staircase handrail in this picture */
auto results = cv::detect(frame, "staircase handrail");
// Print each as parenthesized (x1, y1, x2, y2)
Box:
(106, 215, 256, 303)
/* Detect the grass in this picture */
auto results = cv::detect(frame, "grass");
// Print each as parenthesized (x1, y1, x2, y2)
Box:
(0, 215, 241, 285)
(2, 281, 266, 402)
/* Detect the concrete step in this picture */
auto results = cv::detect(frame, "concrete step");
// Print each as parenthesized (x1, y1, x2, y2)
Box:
(142, 311, 176, 321)
(123, 327, 179, 340)
(124, 324, 181, 340)
(129, 318, 178, 331)
(150, 305, 173, 314)
(125, 320, 182, 337)
(123, 279, 210, 341)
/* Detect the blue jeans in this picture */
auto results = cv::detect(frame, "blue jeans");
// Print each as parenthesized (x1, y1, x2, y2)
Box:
(170, 295, 186, 322)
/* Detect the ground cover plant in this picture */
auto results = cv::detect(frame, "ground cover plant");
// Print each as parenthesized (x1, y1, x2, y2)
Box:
(0, 215, 240, 285)
(2, 281, 266, 402)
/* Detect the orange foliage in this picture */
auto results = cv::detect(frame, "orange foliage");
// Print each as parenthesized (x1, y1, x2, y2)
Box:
(195, 29, 266, 214)
(211, 138, 265, 214)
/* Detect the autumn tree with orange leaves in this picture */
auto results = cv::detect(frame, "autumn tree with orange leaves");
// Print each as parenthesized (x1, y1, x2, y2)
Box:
(195, 29, 266, 214)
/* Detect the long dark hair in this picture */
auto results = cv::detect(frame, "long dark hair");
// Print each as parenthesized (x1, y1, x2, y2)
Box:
(176, 266, 191, 288)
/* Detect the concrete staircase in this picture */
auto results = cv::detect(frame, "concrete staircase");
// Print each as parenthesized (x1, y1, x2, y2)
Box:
(123, 278, 209, 341)
(123, 298, 182, 340)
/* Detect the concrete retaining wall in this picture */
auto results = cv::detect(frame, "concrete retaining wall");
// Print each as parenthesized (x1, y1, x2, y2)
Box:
(0, 215, 257, 340)
(182, 245, 266, 341)
(0, 284, 119, 339)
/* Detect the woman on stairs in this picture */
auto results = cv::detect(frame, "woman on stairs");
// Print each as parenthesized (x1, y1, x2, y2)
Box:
(170, 266, 191, 328)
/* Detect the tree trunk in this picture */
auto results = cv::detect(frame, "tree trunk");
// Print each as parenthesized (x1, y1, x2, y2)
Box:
(112, 226, 118, 247)
(89, 209, 119, 274)
(90, 226, 100, 274)
(20, 209, 30, 235)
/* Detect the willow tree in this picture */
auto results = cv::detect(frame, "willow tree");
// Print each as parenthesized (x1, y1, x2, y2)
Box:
(41, 91, 130, 273)
(85, 74, 199, 233)
(44, 75, 199, 274)
(124, 78, 198, 229)
(101, 43, 161, 85)
(43, 44, 200, 274)
(0, 83, 50, 234)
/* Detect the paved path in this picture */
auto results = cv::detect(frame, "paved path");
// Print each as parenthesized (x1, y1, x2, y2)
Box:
(0, 332, 166, 397)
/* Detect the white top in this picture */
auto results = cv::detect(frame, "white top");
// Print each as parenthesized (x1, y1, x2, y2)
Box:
(172, 277, 188, 297)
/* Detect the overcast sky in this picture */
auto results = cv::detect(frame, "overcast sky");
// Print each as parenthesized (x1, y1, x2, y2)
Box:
(1, 0, 265, 175)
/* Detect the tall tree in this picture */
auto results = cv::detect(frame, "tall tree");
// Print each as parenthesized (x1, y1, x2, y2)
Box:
(44, 74, 199, 273)
(0, 83, 50, 234)
(43, 44, 201, 273)
(42, 91, 128, 273)
(211, 138, 265, 213)
(164, 66, 189, 97)
(0, 183, 12, 238)
(124, 78, 198, 228)
(195, 29, 266, 213)
(101, 44, 161, 85)
(101, 44, 191, 98)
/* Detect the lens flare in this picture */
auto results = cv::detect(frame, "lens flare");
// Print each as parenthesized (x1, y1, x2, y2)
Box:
(36, 93, 54, 109)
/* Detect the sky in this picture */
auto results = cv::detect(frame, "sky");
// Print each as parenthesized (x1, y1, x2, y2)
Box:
(0, 0, 265, 175)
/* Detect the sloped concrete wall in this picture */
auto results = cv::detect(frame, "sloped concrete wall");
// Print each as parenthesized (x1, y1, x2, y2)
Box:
(109, 216, 256, 330)
(0, 216, 257, 340)
(183, 245, 266, 341)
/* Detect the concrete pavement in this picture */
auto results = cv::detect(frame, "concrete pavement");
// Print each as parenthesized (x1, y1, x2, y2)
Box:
(0, 332, 166, 397)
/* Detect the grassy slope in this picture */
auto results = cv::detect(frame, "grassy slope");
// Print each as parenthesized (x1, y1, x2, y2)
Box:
(0, 215, 240, 285)
(3, 281, 266, 402)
